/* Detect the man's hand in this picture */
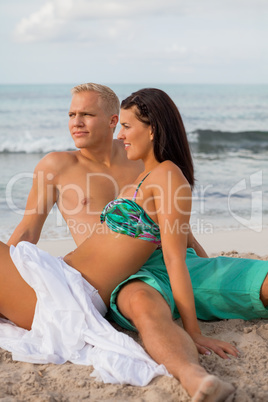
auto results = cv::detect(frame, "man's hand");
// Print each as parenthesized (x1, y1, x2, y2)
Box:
(7, 153, 59, 247)
(190, 332, 240, 359)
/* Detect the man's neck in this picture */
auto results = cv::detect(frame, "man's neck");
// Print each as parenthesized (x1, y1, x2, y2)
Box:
(79, 140, 117, 167)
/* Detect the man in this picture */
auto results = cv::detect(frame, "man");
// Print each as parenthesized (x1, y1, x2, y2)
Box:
(8, 84, 143, 247)
(8, 83, 268, 362)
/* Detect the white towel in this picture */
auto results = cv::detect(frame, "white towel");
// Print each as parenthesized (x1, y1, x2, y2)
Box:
(0, 242, 169, 386)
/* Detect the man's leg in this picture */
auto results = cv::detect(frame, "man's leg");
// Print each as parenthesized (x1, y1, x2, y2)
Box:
(116, 280, 234, 400)
(186, 248, 268, 320)
(260, 275, 268, 306)
(0, 242, 36, 329)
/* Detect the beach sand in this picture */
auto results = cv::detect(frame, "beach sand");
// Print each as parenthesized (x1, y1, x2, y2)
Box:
(1, 231, 267, 401)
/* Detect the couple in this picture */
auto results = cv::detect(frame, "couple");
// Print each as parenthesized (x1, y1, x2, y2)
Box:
(1, 84, 267, 400)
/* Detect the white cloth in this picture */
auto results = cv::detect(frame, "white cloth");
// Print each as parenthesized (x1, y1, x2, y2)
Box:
(0, 242, 169, 386)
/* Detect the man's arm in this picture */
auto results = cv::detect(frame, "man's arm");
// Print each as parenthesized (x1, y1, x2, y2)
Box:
(7, 154, 59, 247)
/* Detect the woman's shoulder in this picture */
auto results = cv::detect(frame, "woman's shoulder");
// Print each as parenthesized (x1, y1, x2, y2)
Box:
(150, 160, 190, 187)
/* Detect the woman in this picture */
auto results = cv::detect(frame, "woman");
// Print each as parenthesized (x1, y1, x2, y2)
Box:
(0, 88, 235, 400)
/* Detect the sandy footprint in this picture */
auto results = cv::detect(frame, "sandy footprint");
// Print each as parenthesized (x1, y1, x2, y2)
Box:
(192, 375, 235, 402)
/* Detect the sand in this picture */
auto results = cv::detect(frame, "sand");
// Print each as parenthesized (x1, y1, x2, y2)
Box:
(36, 227, 268, 258)
(1, 231, 268, 401)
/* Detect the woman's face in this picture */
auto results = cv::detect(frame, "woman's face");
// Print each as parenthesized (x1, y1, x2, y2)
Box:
(117, 107, 154, 162)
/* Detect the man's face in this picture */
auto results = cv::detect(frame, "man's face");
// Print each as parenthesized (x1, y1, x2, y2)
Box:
(68, 91, 116, 149)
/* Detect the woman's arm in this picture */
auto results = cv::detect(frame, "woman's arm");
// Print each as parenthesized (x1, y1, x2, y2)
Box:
(152, 161, 201, 334)
(152, 162, 238, 358)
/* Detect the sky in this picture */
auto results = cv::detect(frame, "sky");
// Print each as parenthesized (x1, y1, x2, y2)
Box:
(1, 0, 268, 84)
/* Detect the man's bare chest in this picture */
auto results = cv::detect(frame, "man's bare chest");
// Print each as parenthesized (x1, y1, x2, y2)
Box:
(56, 169, 123, 215)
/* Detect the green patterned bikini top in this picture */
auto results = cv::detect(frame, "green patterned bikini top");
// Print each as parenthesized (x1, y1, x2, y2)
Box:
(100, 173, 161, 247)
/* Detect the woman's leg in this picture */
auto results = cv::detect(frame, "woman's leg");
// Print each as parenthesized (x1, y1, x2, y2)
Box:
(117, 281, 234, 400)
(0, 242, 36, 330)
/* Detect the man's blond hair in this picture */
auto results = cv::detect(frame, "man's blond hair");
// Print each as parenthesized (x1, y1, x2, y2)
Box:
(71, 83, 120, 116)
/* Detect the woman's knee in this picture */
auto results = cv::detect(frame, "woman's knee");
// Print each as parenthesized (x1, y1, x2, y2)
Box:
(117, 282, 170, 323)
(129, 289, 157, 315)
(118, 284, 152, 315)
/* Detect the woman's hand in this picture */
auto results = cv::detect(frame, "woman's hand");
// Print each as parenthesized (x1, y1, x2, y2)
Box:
(190, 332, 240, 359)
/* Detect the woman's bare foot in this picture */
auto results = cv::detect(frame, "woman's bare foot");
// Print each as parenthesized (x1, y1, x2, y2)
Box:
(192, 375, 235, 402)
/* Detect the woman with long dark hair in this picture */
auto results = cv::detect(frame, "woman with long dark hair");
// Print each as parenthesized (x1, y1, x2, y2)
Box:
(0, 88, 236, 400)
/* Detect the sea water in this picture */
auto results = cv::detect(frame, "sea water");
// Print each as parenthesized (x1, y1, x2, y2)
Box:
(0, 83, 267, 242)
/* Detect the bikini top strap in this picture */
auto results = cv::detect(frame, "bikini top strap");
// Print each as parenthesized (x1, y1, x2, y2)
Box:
(132, 172, 151, 201)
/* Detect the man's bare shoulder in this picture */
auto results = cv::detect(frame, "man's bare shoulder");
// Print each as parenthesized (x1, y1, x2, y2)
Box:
(34, 151, 80, 175)
(112, 139, 143, 168)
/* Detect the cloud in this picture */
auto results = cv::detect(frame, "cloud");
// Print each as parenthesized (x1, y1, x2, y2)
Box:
(13, 0, 268, 43)
(13, 1, 71, 42)
(14, 0, 168, 43)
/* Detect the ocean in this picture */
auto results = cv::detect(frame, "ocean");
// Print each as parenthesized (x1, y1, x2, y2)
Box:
(0, 83, 267, 242)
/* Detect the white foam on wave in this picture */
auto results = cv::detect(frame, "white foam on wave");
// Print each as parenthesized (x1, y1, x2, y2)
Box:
(0, 131, 75, 153)
(187, 132, 199, 143)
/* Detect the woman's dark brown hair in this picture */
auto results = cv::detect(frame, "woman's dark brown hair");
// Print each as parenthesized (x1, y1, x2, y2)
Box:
(121, 88, 195, 188)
